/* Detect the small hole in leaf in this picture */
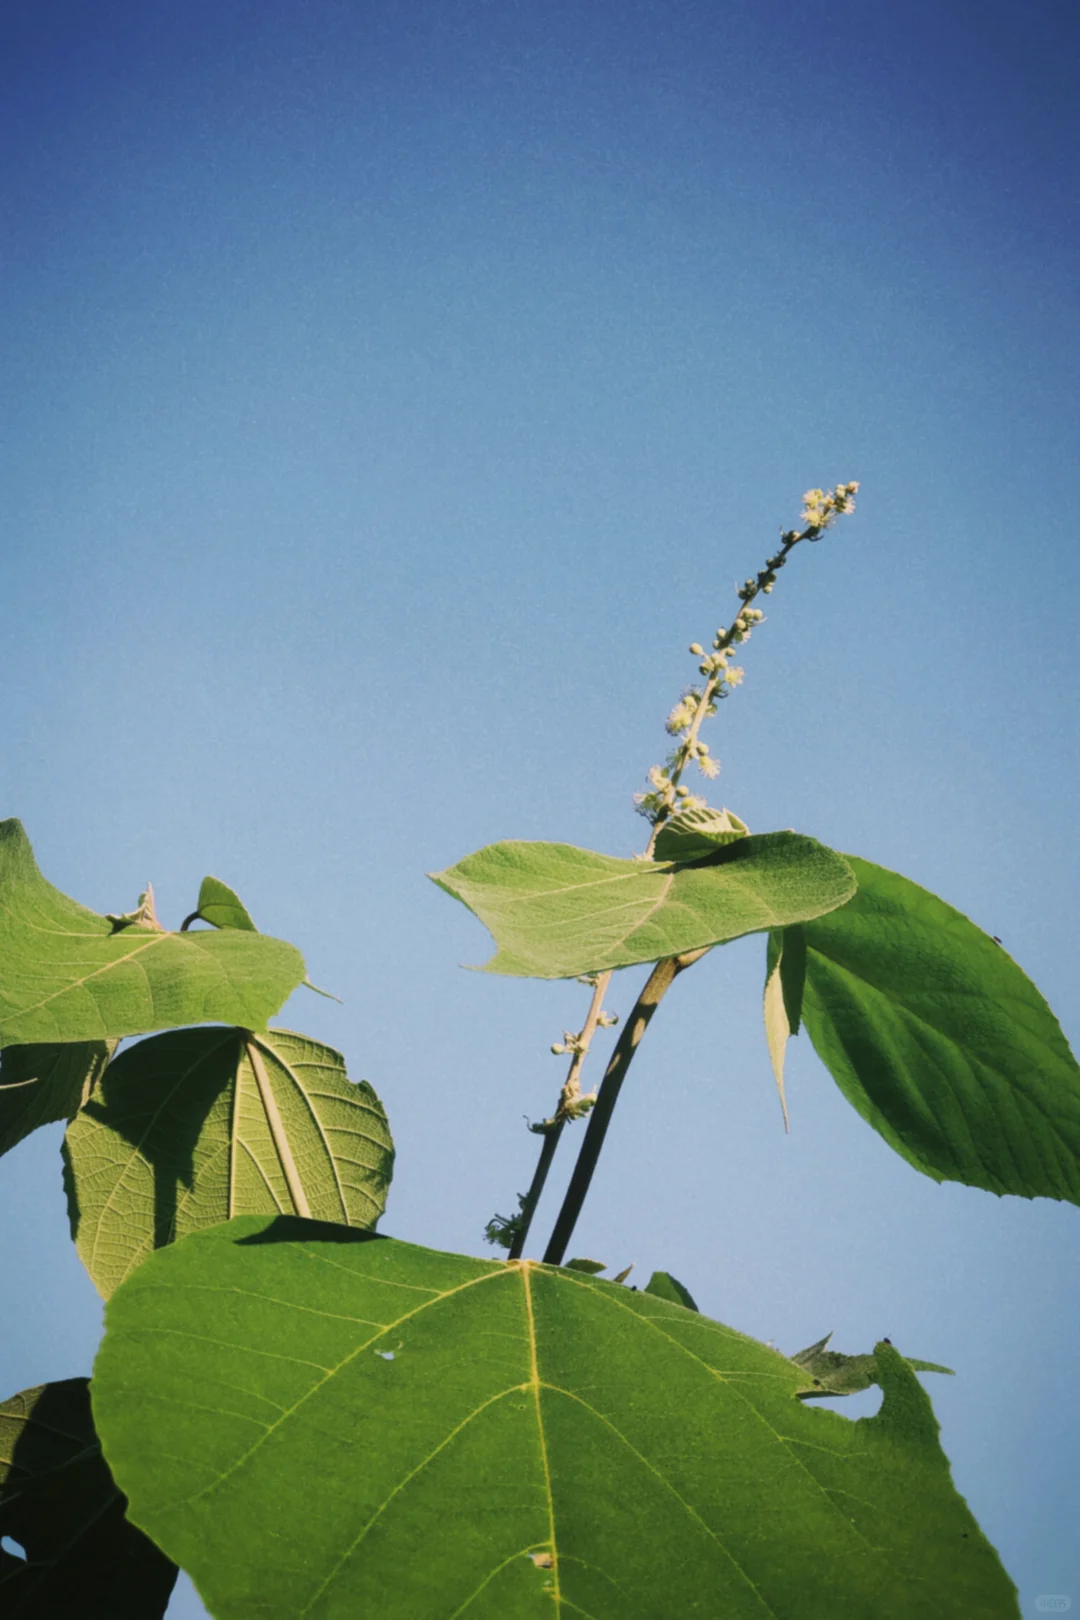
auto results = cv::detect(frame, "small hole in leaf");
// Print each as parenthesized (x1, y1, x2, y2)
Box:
(376, 1350, 395, 1361)
(2, 1535, 27, 1561)
(529, 1552, 554, 1569)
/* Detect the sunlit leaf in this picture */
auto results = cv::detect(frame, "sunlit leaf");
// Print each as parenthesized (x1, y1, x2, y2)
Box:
(0, 1042, 112, 1158)
(0, 821, 305, 1047)
(94, 1216, 1018, 1620)
(192, 876, 257, 931)
(64, 1027, 393, 1297)
(0, 1378, 176, 1619)
(432, 832, 856, 978)
(763, 926, 806, 1130)
(800, 857, 1080, 1203)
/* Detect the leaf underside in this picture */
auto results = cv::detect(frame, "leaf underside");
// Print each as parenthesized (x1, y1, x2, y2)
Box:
(64, 1026, 394, 1298)
(93, 1217, 1018, 1620)
(0, 1378, 176, 1619)
(0, 1041, 112, 1158)
(800, 857, 1080, 1204)
(431, 831, 856, 978)
(0, 820, 305, 1047)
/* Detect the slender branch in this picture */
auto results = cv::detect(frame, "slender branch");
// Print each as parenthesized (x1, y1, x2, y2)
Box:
(541, 950, 705, 1267)
(245, 1036, 312, 1219)
(506, 970, 612, 1260)
(506, 1118, 566, 1261)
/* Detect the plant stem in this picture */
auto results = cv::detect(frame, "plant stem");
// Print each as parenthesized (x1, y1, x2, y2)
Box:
(508, 970, 612, 1260)
(541, 950, 704, 1266)
(507, 1118, 565, 1261)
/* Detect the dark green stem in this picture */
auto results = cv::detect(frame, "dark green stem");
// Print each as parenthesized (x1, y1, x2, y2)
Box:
(541, 951, 703, 1267)
(507, 1119, 566, 1261)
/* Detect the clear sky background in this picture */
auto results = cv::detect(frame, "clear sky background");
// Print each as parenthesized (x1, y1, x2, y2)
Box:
(2, 2, 1078, 1615)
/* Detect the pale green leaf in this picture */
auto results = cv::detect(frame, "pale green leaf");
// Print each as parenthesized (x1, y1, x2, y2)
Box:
(0, 820, 305, 1046)
(643, 1269, 699, 1310)
(431, 831, 856, 978)
(64, 1028, 393, 1297)
(0, 1042, 112, 1158)
(564, 1257, 606, 1273)
(94, 1216, 1018, 1620)
(193, 876, 257, 931)
(763, 926, 806, 1130)
(0, 1377, 176, 1618)
(651, 805, 749, 863)
(801, 857, 1080, 1203)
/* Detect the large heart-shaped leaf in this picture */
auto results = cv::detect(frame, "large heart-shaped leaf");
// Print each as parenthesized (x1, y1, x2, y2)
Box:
(0, 820, 306, 1046)
(64, 1027, 394, 1297)
(0, 1378, 176, 1619)
(431, 832, 856, 977)
(93, 1216, 1018, 1619)
(0, 1041, 112, 1158)
(798, 857, 1080, 1203)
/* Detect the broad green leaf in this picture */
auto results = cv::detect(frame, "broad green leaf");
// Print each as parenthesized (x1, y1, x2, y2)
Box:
(800, 857, 1080, 1203)
(643, 1269, 699, 1310)
(0, 1377, 176, 1618)
(0, 820, 305, 1046)
(651, 805, 749, 862)
(64, 1027, 393, 1297)
(192, 875, 257, 931)
(431, 831, 856, 978)
(93, 1216, 1018, 1620)
(0, 1041, 112, 1158)
(763, 926, 806, 1130)
(791, 1333, 953, 1399)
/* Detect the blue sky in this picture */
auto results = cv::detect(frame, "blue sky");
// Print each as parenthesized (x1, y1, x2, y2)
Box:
(3, 2, 1079, 1614)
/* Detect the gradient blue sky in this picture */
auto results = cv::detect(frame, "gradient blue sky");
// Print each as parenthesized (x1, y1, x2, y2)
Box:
(3, 3, 1079, 1615)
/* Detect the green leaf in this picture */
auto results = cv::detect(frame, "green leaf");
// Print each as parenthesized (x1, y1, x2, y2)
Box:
(791, 1333, 954, 1399)
(0, 1377, 176, 1618)
(763, 926, 806, 1130)
(193, 875, 257, 931)
(0, 1042, 112, 1158)
(0, 820, 306, 1046)
(431, 831, 856, 978)
(801, 856, 1080, 1203)
(651, 805, 750, 862)
(63, 1027, 394, 1298)
(564, 1257, 606, 1273)
(93, 1216, 1018, 1620)
(643, 1269, 699, 1310)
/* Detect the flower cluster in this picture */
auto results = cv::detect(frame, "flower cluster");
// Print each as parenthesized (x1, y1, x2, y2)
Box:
(635, 481, 859, 831)
(800, 481, 859, 532)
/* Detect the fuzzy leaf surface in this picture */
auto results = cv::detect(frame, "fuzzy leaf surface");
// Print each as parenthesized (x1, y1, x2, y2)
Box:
(0, 1377, 176, 1619)
(0, 820, 305, 1046)
(0, 1041, 111, 1158)
(64, 1027, 394, 1297)
(651, 805, 749, 863)
(432, 832, 856, 978)
(93, 1216, 1017, 1620)
(800, 857, 1080, 1203)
